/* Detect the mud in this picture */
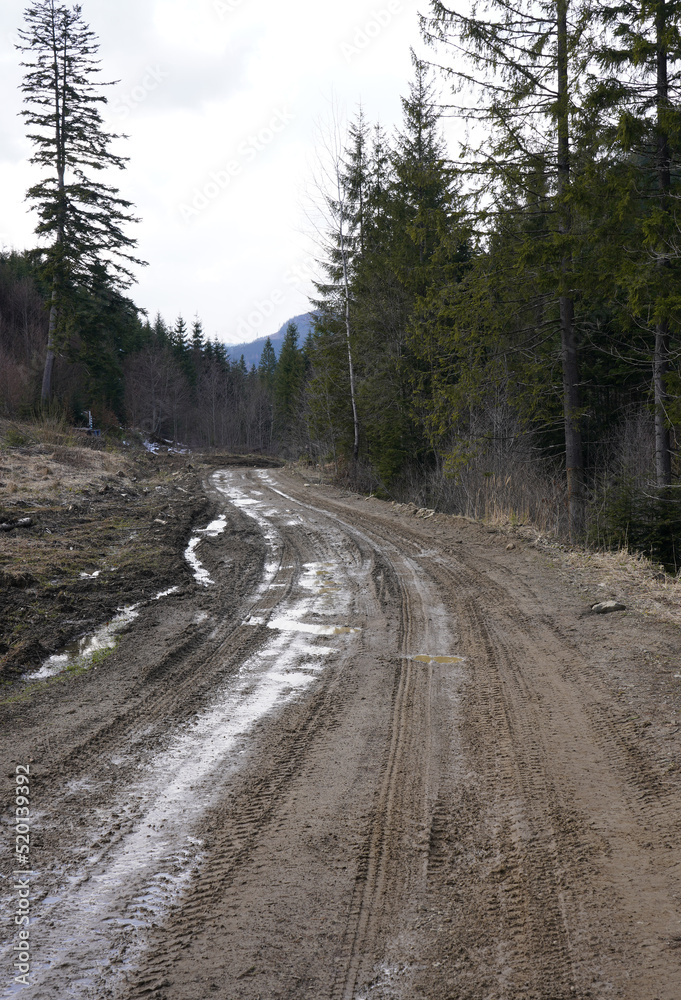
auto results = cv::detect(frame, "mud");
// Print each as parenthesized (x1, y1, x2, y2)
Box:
(0, 446, 216, 680)
(1, 465, 680, 999)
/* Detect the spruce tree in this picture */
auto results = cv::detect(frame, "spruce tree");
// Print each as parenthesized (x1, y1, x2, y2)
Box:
(313, 112, 363, 463)
(257, 337, 277, 393)
(17, 0, 144, 402)
(191, 317, 205, 354)
(421, 0, 590, 536)
(585, 1, 681, 485)
(273, 323, 305, 448)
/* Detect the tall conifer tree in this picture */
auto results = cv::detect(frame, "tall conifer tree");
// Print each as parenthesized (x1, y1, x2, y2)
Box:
(17, 0, 144, 402)
(421, 0, 589, 536)
(585, 1, 681, 485)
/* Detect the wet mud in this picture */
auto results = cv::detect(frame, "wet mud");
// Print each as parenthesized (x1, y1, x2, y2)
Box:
(1, 466, 680, 999)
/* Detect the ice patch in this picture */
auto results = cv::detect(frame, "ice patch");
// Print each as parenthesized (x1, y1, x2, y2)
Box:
(201, 516, 227, 536)
(185, 536, 213, 586)
(27, 605, 140, 680)
(267, 618, 361, 636)
(184, 514, 229, 586)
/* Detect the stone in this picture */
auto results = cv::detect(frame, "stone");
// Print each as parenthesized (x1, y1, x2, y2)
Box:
(591, 600, 626, 614)
(506, 542, 516, 551)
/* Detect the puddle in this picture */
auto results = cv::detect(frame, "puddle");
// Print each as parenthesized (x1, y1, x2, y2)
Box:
(80, 570, 101, 579)
(26, 605, 140, 680)
(213, 476, 283, 595)
(410, 654, 465, 665)
(24, 629, 340, 986)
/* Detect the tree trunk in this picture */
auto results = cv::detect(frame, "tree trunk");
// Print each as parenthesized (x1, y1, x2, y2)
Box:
(339, 221, 360, 465)
(556, 0, 584, 539)
(655, 0, 673, 486)
(41, 12, 66, 406)
(41, 286, 58, 403)
(654, 321, 672, 485)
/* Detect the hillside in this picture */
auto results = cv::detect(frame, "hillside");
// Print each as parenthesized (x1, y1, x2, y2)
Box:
(225, 312, 316, 368)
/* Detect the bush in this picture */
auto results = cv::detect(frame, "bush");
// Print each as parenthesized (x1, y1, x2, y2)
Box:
(590, 479, 681, 572)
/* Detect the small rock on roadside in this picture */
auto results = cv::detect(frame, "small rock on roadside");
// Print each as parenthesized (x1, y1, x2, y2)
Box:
(591, 600, 626, 614)
(506, 542, 516, 551)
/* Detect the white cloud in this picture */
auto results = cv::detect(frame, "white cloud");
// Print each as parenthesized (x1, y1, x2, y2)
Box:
(0, 0, 445, 344)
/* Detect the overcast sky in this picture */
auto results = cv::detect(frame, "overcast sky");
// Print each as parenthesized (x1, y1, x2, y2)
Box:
(0, 0, 447, 346)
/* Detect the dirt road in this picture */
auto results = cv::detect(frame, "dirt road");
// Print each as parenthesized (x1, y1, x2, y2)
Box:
(2, 467, 681, 999)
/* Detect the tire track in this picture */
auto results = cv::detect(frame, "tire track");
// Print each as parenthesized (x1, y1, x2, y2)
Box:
(328, 543, 438, 1000)
(124, 669, 346, 999)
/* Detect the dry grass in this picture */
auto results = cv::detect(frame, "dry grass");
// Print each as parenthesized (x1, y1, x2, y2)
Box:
(0, 418, 130, 500)
(553, 545, 681, 627)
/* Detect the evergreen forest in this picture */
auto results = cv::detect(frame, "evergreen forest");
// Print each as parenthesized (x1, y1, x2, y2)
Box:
(3, 1, 681, 565)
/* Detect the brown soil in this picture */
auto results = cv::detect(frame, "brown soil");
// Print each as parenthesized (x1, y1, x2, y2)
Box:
(1, 464, 680, 1000)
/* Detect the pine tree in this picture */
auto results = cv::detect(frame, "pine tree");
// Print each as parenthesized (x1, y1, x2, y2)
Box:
(584, 1, 681, 485)
(257, 337, 277, 393)
(191, 316, 205, 354)
(17, 0, 144, 402)
(421, 0, 590, 536)
(360, 58, 459, 487)
(273, 323, 305, 448)
(341, 105, 371, 256)
(172, 315, 189, 359)
(313, 112, 363, 463)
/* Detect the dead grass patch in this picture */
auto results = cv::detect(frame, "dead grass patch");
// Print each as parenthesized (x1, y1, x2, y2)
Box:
(448, 507, 681, 627)
(553, 545, 681, 627)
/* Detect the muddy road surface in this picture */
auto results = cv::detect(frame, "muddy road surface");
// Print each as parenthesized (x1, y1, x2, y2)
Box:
(2, 467, 681, 999)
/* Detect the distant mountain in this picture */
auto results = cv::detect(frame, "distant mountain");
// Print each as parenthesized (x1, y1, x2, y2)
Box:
(225, 312, 316, 369)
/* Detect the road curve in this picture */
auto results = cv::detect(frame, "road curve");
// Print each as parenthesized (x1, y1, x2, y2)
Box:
(2, 467, 680, 1000)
